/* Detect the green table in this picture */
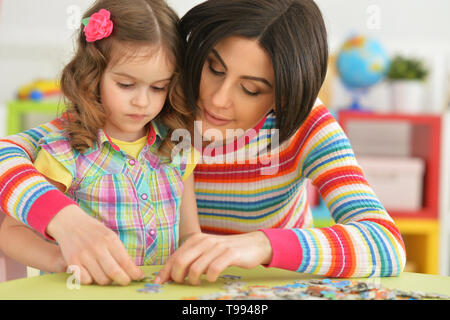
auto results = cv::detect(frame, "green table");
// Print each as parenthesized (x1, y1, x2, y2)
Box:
(0, 266, 449, 300)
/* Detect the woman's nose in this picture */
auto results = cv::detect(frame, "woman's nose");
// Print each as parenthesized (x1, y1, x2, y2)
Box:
(211, 81, 232, 109)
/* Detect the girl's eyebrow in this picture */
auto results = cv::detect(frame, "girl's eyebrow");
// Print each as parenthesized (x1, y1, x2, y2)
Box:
(211, 49, 273, 89)
(112, 71, 172, 83)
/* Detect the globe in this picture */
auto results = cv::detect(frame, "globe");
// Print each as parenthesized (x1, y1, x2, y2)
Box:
(336, 35, 390, 110)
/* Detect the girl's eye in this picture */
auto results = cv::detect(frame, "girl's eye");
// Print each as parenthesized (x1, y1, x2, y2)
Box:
(241, 85, 260, 97)
(151, 86, 168, 92)
(117, 83, 134, 89)
(208, 64, 225, 76)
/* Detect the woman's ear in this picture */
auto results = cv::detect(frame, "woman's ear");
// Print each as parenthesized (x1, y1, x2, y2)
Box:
(270, 100, 276, 112)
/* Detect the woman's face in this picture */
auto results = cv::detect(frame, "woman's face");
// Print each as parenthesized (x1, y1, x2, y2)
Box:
(197, 36, 275, 143)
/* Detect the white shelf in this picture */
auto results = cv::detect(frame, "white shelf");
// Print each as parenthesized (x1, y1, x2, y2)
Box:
(439, 111, 450, 276)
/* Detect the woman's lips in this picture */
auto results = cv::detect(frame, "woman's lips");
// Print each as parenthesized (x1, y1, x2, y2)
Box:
(203, 109, 232, 126)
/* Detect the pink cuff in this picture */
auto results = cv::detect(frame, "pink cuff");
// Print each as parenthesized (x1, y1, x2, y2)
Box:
(259, 228, 303, 271)
(27, 189, 77, 240)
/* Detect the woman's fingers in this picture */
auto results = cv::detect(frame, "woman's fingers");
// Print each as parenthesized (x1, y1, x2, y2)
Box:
(187, 244, 229, 285)
(156, 232, 274, 285)
(154, 257, 173, 284)
(169, 236, 215, 283)
(155, 233, 211, 284)
(205, 248, 238, 282)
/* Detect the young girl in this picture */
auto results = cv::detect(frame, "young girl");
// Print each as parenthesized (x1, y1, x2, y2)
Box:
(0, 0, 200, 284)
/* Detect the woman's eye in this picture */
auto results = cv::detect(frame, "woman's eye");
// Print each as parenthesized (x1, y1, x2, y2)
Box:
(208, 64, 225, 76)
(241, 85, 260, 97)
(117, 83, 134, 89)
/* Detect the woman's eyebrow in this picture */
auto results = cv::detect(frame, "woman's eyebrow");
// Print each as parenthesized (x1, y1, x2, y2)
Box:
(211, 49, 227, 70)
(211, 49, 273, 89)
(242, 75, 273, 88)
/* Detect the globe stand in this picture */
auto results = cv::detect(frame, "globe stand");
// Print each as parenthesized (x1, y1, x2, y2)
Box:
(349, 95, 363, 111)
(346, 87, 371, 112)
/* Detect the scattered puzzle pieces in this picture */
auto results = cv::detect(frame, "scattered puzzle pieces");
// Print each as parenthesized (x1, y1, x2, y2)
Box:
(183, 277, 450, 300)
(134, 272, 450, 300)
(219, 274, 243, 280)
(137, 283, 163, 294)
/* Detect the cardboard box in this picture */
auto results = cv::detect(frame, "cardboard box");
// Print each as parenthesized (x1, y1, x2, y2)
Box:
(357, 156, 425, 211)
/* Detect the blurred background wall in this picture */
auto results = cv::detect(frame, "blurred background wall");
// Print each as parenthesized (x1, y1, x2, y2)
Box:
(1, 0, 449, 135)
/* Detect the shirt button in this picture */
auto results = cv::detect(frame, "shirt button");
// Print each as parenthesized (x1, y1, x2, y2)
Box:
(129, 159, 136, 166)
(149, 229, 156, 236)
(141, 193, 148, 200)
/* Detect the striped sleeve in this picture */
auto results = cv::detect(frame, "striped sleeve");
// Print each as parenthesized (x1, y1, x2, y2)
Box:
(0, 119, 77, 239)
(262, 105, 406, 277)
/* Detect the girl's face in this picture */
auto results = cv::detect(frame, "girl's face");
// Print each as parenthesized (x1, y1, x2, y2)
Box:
(197, 36, 275, 143)
(100, 46, 174, 142)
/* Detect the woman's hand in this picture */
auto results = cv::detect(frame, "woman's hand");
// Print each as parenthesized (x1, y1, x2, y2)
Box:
(46, 205, 145, 286)
(154, 231, 273, 285)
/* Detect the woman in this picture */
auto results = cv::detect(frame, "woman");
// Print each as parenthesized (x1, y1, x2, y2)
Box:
(0, 0, 405, 286)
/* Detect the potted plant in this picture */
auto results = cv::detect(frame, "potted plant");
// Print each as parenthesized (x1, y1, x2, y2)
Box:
(388, 55, 429, 113)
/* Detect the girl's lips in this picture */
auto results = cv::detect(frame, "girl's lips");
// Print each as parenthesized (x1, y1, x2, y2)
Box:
(203, 109, 232, 126)
(127, 114, 146, 121)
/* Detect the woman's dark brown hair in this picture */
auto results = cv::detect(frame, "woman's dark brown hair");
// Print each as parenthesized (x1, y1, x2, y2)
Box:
(60, 0, 191, 156)
(179, 0, 328, 145)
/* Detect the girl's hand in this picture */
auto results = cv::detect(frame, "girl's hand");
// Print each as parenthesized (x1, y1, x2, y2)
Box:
(154, 231, 273, 285)
(49, 245, 69, 274)
(46, 205, 145, 286)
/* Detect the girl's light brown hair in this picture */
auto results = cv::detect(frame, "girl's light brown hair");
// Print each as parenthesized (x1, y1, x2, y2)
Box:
(60, 0, 192, 157)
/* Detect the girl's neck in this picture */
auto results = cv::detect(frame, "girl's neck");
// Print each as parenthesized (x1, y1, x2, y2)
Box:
(103, 124, 148, 143)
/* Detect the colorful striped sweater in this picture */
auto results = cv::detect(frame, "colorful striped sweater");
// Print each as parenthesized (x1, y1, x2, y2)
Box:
(0, 102, 406, 277)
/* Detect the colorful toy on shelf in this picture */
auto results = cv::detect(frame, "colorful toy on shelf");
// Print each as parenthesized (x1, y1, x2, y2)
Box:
(17, 79, 61, 101)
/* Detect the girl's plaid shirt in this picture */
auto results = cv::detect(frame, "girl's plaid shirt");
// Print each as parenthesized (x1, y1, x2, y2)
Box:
(39, 121, 188, 266)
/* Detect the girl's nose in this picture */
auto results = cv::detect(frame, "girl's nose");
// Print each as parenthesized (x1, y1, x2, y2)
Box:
(132, 88, 150, 108)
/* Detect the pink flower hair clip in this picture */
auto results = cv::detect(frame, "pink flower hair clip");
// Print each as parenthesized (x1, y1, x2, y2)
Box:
(82, 9, 114, 42)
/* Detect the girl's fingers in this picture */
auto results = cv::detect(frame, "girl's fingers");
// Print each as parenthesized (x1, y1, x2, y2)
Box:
(79, 254, 112, 286)
(65, 256, 93, 285)
(97, 246, 133, 286)
(78, 265, 93, 285)
(108, 238, 145, 282)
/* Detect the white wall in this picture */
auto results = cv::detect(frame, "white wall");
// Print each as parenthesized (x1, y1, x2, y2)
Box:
(314, 0, 450, 113)
(0, 0, 449, 136)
